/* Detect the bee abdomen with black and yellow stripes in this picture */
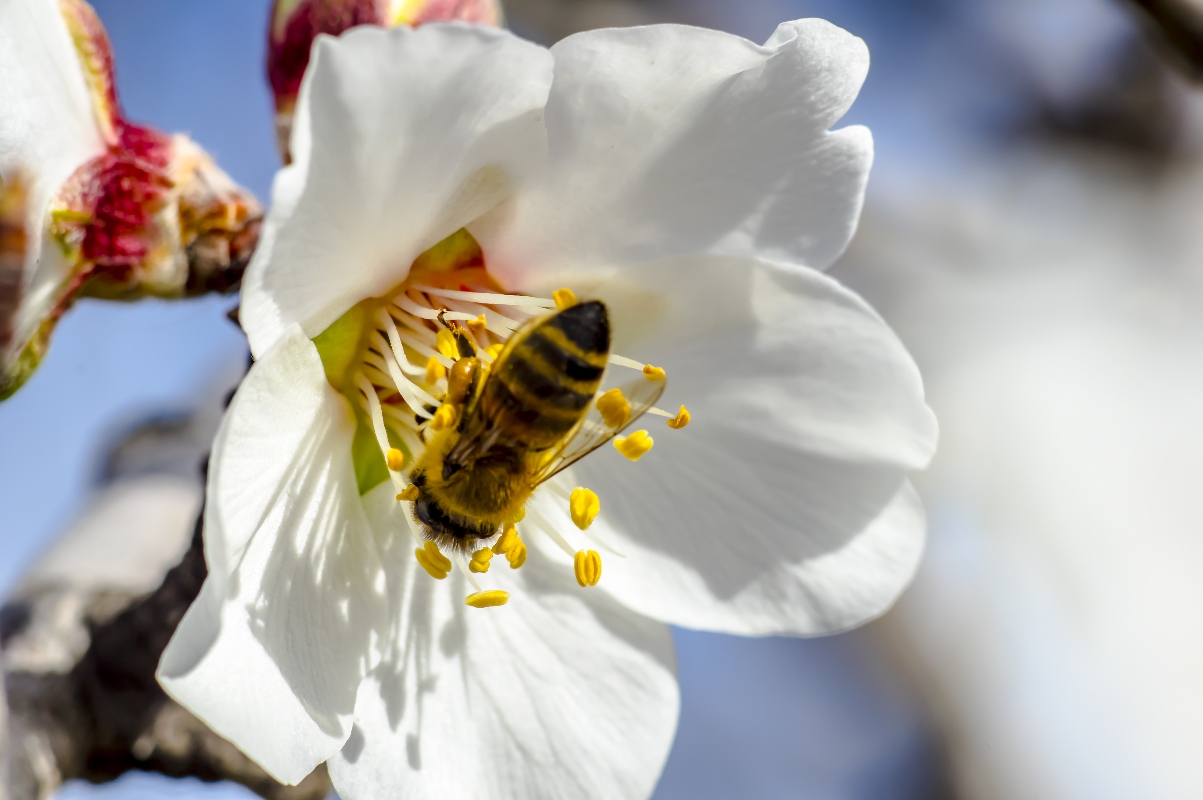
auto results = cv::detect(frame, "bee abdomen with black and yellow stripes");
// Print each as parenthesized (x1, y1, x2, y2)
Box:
(480, 301, 610, 449)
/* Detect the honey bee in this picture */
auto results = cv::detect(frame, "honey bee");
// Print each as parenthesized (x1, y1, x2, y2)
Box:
(409, 300, 663, 553)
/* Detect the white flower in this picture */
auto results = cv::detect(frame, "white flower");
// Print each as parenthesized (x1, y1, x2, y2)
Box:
(157, 19, 938, 799)
(0, 0, 261, 399)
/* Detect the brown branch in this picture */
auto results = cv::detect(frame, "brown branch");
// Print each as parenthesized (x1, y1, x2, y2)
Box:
(2, 518, 330, 800)
(1126, 0, 1203, 79)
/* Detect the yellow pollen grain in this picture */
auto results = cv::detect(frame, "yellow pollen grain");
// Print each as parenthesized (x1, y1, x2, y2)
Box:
(430, 403, 458, 430)
(396, 484, 419, 502)
(614, 430, 654, 461)
(494, 524, 528, 568)
(469, 547, 494, 573)
(425, 355, 446, 385)
(553, 288, 577, 310)
(667, 405, 691, 429)
(436, 328, 460, 360)
(596, 387, 631, 428)
(573, 550, 602, 587)
(465, 590, 509, 608)
(570, 487, 600, 530)
(415, 541, 451, 580)
(468, 314, 488, 337)
(643, 364, 666, 380)
(386, 448, 405, 471)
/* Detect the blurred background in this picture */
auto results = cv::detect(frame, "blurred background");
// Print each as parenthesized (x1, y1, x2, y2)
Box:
(4, 0, 1202, 797)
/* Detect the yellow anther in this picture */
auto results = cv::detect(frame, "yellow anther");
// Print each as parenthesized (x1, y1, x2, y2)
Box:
(469, 547, 494, 574)
(386, 448, 405, 471)
(465, 590, 509, 608)
(468, 314, 488, 337)
(430, 403, 459, 430)
(396, 484, 419, 502)
(553, 288, 577, 310)
(436, 328, 460, 360)
(573, 550, 602, 587)
(485, 342, 505, 360)
(667, 405, 691, 429)
(643, 364, 666, 380)
(596, 388, 631, 428)
(415, 541, 451, 580)
(425, 355, 446, 385)
(614, 430, 654, 461)
(494, 524, 528, 569)
(570, 487, 600, 530)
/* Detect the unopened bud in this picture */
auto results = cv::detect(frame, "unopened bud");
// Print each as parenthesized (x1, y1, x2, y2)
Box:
(267, 0, 504, 160)
(0, 0, 262, 401)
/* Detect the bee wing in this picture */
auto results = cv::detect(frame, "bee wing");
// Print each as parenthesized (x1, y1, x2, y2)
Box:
(534, 373, 666, 484)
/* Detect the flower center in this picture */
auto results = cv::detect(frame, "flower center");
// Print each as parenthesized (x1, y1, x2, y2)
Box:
(331, 231, 689, 608)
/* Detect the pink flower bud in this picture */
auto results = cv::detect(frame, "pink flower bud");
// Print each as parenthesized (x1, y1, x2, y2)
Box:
(0, 0, 263, 400)
(267, 0, 504, 159)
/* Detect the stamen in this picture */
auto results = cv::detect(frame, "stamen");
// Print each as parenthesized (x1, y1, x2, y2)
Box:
(484, 343, 505, 361)
(573, 550, 602, 587)
(493, 524, 527, 568)
(436, 329, 460, 360)
(614, 430, 654, 461)
(355, 375, 405, 491)
(396, 485, 419, 502)
(569, 487, 600, 530)
(596, 388, 631, 428)
(465, 590, 510, 608)
(469, 547, 494, 573)
(386, 448, 405, 472)
(608, 354, 646, 371)
(666, 405, 690, 429)
(415, 541, 451, 580)
(412, 284, 556, 308)
(375, 308, 426, 378)
(553, 288, 577, 309)
(527, 508, 579, 558)
(467, 314, 488, 337)
(365, 343, 439, 410)
(425, 356, 446, 385)
(642, 364, 666, 380)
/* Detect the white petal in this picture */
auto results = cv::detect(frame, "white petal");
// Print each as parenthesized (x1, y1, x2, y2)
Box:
(241, 23, 553, 357)
(327, 486, 678, 800)
(473, 19, 872, 292)
(159, 326, 388, 784)
(0, 0, 105, 348)
(542, 255, 936, 634)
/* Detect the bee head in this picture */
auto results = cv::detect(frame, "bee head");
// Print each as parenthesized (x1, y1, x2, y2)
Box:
(408, 469, 497, 553)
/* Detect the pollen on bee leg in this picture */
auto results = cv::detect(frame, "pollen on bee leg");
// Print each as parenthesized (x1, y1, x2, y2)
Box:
(570, 487, 600, 530)
(614, 430, 654, 461)
(493, 524, 527, 568)
(430, 403, 459, 430)
(396, 485, 419, 502)
(469, 547, 494, 573)
(386, 448, 406, 471)
(436, 328, 460, 360)
(425, 356, 446, 385)
(573, 550, 602, 587)
(415, 541, 451, 580)
(596, 388, 631, 428)
(465, 590, 509, 608)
